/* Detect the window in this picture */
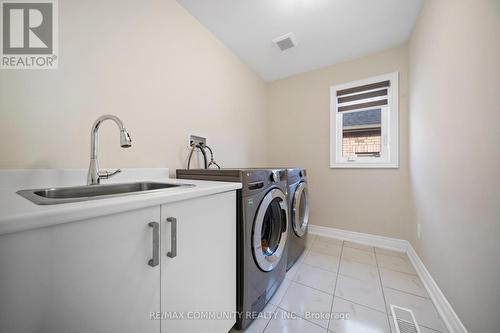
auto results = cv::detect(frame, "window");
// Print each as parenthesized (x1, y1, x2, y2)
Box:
(330, 72, 399, 168)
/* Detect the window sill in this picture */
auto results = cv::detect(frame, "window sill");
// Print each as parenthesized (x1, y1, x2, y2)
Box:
(330, 162, 399, 169)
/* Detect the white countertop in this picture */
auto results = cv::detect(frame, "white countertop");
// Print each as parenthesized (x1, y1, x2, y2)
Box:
(0, 169, 241, 236)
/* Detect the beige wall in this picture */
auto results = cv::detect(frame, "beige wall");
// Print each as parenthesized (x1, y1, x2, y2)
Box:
(0, 0, 268, 172)
(267, 46, 412, 239)
(408, 0, 500, 331)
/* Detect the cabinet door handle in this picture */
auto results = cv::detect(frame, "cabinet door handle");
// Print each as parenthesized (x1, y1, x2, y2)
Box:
(166, 217, 177, 258)
(148, 222, 159, 267)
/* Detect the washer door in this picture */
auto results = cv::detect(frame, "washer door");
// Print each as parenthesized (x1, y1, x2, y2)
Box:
(252, 188, 288, 272)
(292, 182, 309, 237)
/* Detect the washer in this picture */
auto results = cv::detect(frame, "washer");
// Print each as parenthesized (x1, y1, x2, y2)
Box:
(285, 168, 310, 270)
(176, 168, 289, 330)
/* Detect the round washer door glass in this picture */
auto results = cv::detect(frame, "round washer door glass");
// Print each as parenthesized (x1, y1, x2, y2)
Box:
(252, 188, 288, 272)
(292, 182, 309, 237)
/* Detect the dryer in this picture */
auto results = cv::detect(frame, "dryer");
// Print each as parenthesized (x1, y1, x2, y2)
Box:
(176, 168, 289, 330)
(285, 168, 310, 270)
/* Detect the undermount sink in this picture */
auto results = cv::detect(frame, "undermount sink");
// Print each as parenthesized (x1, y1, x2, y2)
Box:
(17, 182, 195, 205)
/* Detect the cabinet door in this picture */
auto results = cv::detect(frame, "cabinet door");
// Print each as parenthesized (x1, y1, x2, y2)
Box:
(161, 191, 236, 333)
(0, 206, 161, 333)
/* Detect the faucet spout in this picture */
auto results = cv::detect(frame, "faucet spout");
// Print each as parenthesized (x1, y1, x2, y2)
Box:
(87, 115, 132, 185)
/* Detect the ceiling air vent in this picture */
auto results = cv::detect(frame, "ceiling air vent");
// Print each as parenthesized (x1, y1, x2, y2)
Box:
(272, 32, 297, 51)
(390, 305, 421, 333)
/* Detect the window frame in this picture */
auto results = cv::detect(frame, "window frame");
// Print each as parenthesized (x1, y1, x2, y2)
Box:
(330, 72, 399, 169)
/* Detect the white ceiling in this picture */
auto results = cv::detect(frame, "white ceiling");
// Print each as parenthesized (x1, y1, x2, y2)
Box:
(177, 0, 422, 81)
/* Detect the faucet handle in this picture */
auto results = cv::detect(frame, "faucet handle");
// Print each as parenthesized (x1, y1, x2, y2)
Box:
(98, 169, 122, 180)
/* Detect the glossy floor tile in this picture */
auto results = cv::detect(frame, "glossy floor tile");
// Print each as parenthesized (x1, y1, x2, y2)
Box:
(339, 258, 380, 284)
(303, 250, 341, 272)
(384, 288, 447, 332)
(230, 302, 277, 333)
(315, 235, 343, 246)
(293, 263, 337, 294)
(310, 240, 343, 257)
(374, 247, 407, 259)
(335, 274, 386, 312)
(379, 268, 428, 298)
(376, 253, 416, 275)
(330, 297, 390, 333)
(306, 235, 317, 247)
(279, 281, 333, 328)
(264, 308, 326, 333)
(341, 247, 377, 266)
(343, 241, 374, 253)
(268, 277, 292, 306)
(234, 236, 449, 333)
(285, 259, 303, 281)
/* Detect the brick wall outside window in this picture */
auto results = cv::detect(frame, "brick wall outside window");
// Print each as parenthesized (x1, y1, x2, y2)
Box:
(342, 134, 381, 157)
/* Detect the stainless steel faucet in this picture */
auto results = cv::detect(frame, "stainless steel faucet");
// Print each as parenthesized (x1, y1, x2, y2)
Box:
(87, 115, 132, 185)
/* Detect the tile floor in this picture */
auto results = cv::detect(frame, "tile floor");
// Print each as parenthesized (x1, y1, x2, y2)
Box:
(232, 235, 448, 333)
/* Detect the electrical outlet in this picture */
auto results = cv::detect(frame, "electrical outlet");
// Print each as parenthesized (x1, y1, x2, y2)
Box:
(417, 224, 422, 239)
(188, 135, 206, 148)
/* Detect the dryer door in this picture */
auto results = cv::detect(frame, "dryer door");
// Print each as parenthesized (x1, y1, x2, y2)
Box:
(292, 182, 309, 237)
(252, 188, 288, 272)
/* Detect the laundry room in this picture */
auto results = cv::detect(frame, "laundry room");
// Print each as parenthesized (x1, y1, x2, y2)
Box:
(0, 1, 498, 333)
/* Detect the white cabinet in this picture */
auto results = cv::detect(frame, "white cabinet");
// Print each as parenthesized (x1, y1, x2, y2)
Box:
(160, 191, 236, 333)
(0, 190, 237, 333)
(0, 206, 161, 333)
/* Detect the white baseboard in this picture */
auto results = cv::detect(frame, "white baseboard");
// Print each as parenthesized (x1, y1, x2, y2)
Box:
(406, 245, 468, 333)
(308, 224, 408, 252)
(308, 224, 468, 333)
